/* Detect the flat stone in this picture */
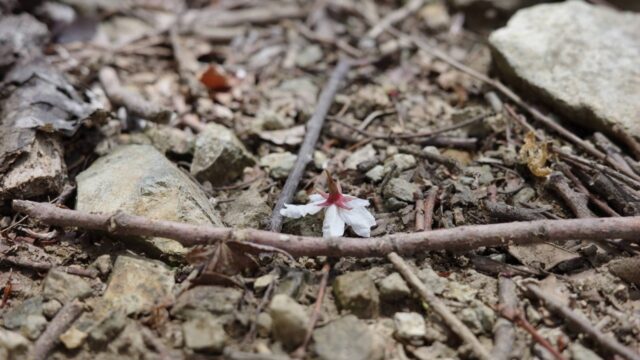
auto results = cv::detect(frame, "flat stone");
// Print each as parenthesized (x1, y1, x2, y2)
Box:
(296, 44, 323, 67)
(191, 123, 256, 185)
(260, 152, 297, 179)
(383, 178, 418, 203)
(333, 271, 379, 319)
(384, 154, 417, 173)
(76, 144, 222, 256)
(42, 300, 62, 319)
(0, 328, 29, 360)
(144, 125, 194, 155)
(269, 294, 309, 350)
(312, 315, 383, 360)
(183, 313, 227, 353)
(570, 343, 603, 360)
(171, 286, 242, 319)
(489, 2, 640, 142)
(103, 255, 175, 315)
(345, 144, 377, 170)
(608, 256, 640, 286)
(223, 188, 271, 228)
(2, 296, 47, 340)
(465, 165, 494, 186)
(42, 268, 92, 304)
(394, 312, 426, 342)
(379, 273, 410, 302)
(365, 165, 385, 183)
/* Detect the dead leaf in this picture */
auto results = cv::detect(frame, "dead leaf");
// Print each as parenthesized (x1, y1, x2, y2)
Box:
(258, 125, 305, 145)
(519, 132, 552, 177)
(199, 65, 231, 92)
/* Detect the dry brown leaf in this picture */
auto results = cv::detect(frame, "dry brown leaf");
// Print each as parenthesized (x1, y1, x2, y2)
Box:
(199, 65, 231, 92)
(519, 132, 552, 177)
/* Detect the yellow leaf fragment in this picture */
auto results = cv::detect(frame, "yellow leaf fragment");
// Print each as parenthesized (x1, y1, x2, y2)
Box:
(519, 132, 552, 177)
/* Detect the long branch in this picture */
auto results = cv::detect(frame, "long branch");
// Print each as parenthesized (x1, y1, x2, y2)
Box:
(269, 58, 351, 232)
(13, 200, 640, 258)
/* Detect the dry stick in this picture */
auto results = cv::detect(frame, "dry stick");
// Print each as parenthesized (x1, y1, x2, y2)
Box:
(388, 253, 492, 360)
(31, 299, 84, 360)
(13, 200, 640, 258)
(593, 132, 634, 174)
(0, 256, 98, 278)
(526, 284, 640, 360)
(414, 193, 425, 232)
(491, 277, 517, 360)
(423, 186, 438, 231)
(557, 164, 620, 217)
(98, 67, 172, 124)
(292, 263, 331, 358)
(499, 302, 566, 360)
(362, 0, 425, 43)
(269, 58, 351, 232)
(393, 29, 640, 182)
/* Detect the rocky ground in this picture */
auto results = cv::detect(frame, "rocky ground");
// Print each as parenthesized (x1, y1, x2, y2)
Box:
(1, 0, 640, 359)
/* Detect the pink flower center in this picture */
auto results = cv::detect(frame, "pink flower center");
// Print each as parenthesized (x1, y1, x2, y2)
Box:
(318, 192, 352, 210)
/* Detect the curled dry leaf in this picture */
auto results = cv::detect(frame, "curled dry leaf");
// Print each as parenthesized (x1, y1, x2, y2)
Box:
(519, 132, 552, 177)
(199, 65, 231, 92)
(258, 124, 305, 145)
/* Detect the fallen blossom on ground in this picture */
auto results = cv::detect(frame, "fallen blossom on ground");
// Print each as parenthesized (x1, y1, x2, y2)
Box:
(280, 171, 376, 238)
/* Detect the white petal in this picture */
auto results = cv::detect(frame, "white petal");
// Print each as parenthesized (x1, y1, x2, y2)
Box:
(309, 194, 326, 202)
(322, 205, 345, 238)
(339, 206, 376, 237)
(345, 196, 370, 207)
(280, 201, 324, 219)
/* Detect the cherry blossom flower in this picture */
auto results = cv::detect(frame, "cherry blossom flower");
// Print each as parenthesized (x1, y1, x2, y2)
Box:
(280, 171, 376, 238)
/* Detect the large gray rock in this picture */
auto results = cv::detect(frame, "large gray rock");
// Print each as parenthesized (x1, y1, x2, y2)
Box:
(42, 268, 92, 304)
(190, 123, 256, 186)
(0, 328, 29, 360)
(2, 296, 46, 340)
(171, 286, 242, 319)
(182, 313, 227, 353)
(490, 2, 640, 141)
(76, 144, 222, 256)
(333, 271, 380, 319)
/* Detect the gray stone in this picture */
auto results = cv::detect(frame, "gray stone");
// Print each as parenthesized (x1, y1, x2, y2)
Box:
(312, 315, 383, 360)
(412, 341, 457, 360)
(223, 188, 271, 228)
(144, 125, 194, 155)
(378, 273, 410, 301)
(459, 300, 495, 335)
(171, 286, 242, 319)
(2, 296, 47, 340)
(42, 268, 92, 304)
(88, 309, 127, 347)
(0, 328, 29, 360)
(490, 2, 640, 141)
(365, 165, 385, 183)
(191, 123, 256, 186)
(269, 294, 309, 349)
(296, 45, 323, 67)
(77, 144, 222, 256)
(383, 178, 419, 203)
(254, 274, 277, 293)
(333, 271, 379, 319)
(417, 267, 447, 295)
(465, 165, 494, 186)
(393, 312, 426, 342)
(345, 144, 377, 170)
(91, 255, 112, 276)
(183, 313, 227, 353)
(260, 152, 297, 179)
(384, 154, 417, 173)
(513, 187, 535, 204)
(254, 107, 294, 131)
(103, 255, 175, 315)
(256, 312, 272, 337)
(41, 299, 62, 319)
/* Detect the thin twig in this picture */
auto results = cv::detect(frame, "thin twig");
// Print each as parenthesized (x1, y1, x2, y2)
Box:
(0, 256, 98, 278)
(526, 284, 640, 360)
(362, 0, 425, 43)
(388, 252, 492, 360)
(423, 186, 438, 231)
(13, 200, 640, 258)
(270, 58, 351, 232)
(292, 263, 330, 358)
(31, 299, 84, 360)
(499, 300, 566, 360)
(414, 192, 425, 232)
(491, 276, 517, 360)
